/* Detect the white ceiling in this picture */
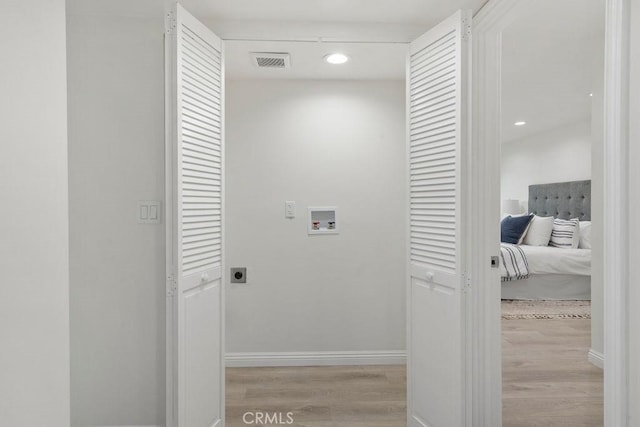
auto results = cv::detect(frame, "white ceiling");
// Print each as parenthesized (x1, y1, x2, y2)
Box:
(183, 0, 488, 81)
(181, 0, 486, 28)
(67, 0, 604, 140)
(224, 40, 407, 80)
(67, 0, 487, 80)
(500, 0, 604, 143)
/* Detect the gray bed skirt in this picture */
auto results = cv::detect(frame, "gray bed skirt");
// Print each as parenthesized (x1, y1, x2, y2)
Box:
(501, 274, 591, 300)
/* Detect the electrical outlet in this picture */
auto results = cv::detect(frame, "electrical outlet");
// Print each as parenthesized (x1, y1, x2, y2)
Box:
(230, 267, 247, 284)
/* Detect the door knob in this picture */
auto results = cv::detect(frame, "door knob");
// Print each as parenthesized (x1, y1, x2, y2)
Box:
(425, 272, 434, 282)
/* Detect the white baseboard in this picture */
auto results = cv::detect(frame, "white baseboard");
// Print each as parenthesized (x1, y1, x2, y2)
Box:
(225, 350, 406, 367)
(588, 349, 604, 369)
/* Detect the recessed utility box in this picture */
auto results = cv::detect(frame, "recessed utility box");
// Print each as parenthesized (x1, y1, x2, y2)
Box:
(308, 207, 338, 235)
(230, 267, 247, 283)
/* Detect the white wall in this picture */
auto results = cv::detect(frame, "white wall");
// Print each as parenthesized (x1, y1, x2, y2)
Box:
(225, 79, 406, 357)
(501, 121, 592, 212)
(628, 0, 640, 422)
(67, 10, 165, 427)
(0, 1, 70, 425)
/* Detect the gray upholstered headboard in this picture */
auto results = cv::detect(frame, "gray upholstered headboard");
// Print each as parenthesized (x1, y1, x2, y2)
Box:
(528, 180, 591, 221)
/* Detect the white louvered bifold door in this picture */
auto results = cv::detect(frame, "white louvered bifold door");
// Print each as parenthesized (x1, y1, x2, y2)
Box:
(166, 3, 224, 427)
(407, 10, 471, 427)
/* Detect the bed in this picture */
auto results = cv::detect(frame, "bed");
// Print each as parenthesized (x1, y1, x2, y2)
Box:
(501, 180, 592, 300)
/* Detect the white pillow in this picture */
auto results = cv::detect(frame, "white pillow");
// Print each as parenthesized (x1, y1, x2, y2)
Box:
(572, 220, 581, 248)
(522, 215, 554, 246)
(549, 217, 580, 249)
(579, 221, 592, 249)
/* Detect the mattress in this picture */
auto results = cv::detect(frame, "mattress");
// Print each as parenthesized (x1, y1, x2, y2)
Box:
(501, 274, 591, 300)
(518, 245, 591, 276)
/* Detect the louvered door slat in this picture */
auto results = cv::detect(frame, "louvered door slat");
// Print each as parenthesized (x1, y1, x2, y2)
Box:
(182, 80, 221, 107)
(183, 104, 221, 125)
(411, 151, 456, 165)
(183, 139, 222, 156)
(182, 226, 221, 237)
(183, 154, 220, 170)
(183, 131, 220, 148)
(411, 138, 457, 155)
(183, 115, 221, 135)
(181, 40, 220, 68)
(413, 51, 457, 77)
(183, 27, 221, 60)
(183, 146, 221, 163)
(183, 90, 221, 113)
(411, 31, 456, 65)
(411, 159, 456, 172)
(182, 64, 220, 90)
(412, 106, 457, 128)
(182, 56, 220, 83)
(412, 69, 457, 93)
(184, 169, 221, 181)
(183, 104, 222, 126)
(411, 235, 456, 246)
(411, 115, 456, 134)
(411, 166, 456, 177)
(412, 66, 456, 92)
(182, 35, 221, 69)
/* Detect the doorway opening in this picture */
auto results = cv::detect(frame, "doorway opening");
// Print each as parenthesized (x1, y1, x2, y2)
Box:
(472, 0, 629, 425)
(166, 0, 636, 424)
(497, 1, 605, 424)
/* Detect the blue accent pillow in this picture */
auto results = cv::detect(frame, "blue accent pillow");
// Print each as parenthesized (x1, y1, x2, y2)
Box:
(501, 214, 534, 244)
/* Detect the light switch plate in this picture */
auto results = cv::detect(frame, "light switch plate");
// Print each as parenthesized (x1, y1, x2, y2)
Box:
(285, 201, 296, 218)
(138, 201, 161, 224)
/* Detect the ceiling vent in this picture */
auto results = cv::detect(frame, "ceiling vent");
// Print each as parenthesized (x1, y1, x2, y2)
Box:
(250, 52, 291, 69)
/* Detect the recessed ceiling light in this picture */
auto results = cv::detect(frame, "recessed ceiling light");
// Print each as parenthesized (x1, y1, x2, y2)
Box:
(514, 121, 526, 126)
(324, 53, 349, 65)
(589, 92, 594, 97)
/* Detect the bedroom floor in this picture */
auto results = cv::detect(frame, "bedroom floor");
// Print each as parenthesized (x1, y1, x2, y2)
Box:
(225, 318, 602, 426)
(502, 318, 604, 426)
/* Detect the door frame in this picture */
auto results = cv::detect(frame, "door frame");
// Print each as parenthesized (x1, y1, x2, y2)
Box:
(471, 0, 630, 426)
(602, 0, 630, 424)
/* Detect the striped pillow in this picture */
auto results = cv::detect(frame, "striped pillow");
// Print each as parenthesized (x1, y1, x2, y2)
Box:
(549, 218, 580, 249)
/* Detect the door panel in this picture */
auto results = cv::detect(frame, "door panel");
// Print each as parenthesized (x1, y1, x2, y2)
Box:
(407, 10, 471, 427)
(184, 279, 222, 426)
(166, 3, 225, 426)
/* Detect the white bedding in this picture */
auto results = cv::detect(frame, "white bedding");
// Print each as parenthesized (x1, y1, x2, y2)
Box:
(518, 245, 591, 276)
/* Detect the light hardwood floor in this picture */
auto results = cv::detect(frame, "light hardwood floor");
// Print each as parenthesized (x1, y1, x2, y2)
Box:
(502, 318, 603, 426)
(226, 319, 602, 426)
(226, 364, 406, 426)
